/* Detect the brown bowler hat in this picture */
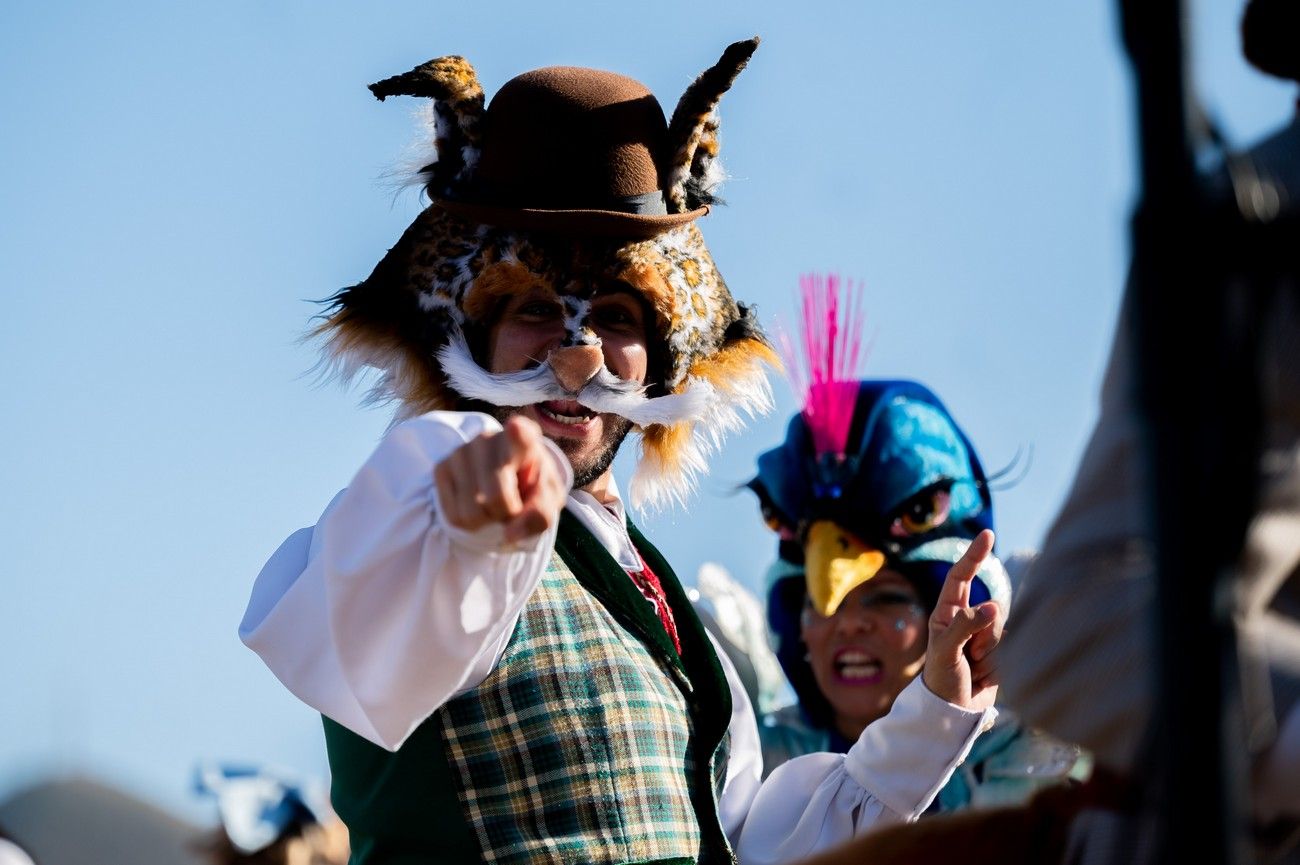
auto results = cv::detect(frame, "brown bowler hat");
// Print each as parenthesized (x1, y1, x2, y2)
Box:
(368, 39, 759, 238)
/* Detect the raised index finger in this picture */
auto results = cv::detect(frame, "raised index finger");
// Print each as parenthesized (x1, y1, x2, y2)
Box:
(935, 529, 995, 611)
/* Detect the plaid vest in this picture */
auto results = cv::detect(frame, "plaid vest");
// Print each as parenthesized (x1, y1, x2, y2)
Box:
(325, 512, 735, 865)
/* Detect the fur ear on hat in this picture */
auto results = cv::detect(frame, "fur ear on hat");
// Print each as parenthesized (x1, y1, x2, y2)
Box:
(369, 56, 486, 199)
(665, 37, 759, 212)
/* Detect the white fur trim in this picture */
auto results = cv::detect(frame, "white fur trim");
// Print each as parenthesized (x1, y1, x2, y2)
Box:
(436, 331, 555, 406)
(629, 361, 774, 511)
(436, 332, 716, 427)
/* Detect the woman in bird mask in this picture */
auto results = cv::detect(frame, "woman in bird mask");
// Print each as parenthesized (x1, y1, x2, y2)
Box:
(746, 276, 1087, 814)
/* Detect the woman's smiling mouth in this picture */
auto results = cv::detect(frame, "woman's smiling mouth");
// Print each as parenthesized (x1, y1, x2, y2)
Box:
(833, 648, 883, 683)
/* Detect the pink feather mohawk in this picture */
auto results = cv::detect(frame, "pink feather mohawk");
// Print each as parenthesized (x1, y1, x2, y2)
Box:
(776, 273, 870, 457)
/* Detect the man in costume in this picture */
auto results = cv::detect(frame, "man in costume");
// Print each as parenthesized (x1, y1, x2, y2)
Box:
(240, 41, 1008, 864)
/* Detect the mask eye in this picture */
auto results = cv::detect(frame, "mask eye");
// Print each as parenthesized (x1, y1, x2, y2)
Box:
(888, 484, 953, 538)
(760, 503, 797, 540)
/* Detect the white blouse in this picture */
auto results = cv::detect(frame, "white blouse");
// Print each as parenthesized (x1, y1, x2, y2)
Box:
(239, 411, 995, 863)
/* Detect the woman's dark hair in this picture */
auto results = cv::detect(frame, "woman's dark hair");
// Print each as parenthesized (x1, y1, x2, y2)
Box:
(768, 573, 835, 729)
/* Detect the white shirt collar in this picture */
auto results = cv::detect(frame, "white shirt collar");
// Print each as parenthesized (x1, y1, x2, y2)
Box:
(565, 477, 642, 572)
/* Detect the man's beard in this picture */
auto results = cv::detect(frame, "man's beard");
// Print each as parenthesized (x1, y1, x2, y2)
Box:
(490, 405, 633, 490)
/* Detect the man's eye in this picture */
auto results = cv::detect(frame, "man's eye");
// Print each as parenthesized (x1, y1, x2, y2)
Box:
(518, 301, 559, 318)
(593, 305, 640, 330)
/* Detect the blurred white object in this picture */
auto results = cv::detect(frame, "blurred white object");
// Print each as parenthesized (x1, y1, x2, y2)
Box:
(194, 763, 333, 855)
(1001, 549, 1038, 595)
(0, 839, 36, 865)
(694, 562, 794, 715)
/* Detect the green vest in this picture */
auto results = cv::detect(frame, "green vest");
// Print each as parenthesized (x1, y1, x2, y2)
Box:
(324, 512, 735, 865)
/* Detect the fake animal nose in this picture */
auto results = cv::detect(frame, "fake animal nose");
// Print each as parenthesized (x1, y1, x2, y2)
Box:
(549, 344, 605, 393)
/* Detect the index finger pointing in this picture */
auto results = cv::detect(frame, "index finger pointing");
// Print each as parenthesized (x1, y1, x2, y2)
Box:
(936, 529, 995, 610)
(502, 415, 543, 462)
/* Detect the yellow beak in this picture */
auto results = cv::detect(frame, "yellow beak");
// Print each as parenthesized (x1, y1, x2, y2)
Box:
(804, 520, 887, 617)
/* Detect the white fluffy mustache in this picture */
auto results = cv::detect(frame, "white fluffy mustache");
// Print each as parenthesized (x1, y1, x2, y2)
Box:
(436, 331, 713, 426)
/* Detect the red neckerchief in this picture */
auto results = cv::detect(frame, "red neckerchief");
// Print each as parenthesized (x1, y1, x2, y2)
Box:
(627, 552, 682, 655)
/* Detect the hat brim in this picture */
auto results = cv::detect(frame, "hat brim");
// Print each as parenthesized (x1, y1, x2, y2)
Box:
(435, 199, 708, 239)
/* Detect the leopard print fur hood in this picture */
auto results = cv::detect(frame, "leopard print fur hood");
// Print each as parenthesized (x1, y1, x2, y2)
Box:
(315, 42, 777, 510)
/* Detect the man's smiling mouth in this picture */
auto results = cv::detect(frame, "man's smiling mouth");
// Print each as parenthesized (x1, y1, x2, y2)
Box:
(538, 400, 598, 425)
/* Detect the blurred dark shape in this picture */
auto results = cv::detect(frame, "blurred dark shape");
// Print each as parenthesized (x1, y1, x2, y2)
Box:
(0, 774, 349, 865)
(993, 0, 1300, 861)
(1241, 0, 1300, 83)
(0, 777, 206, 865)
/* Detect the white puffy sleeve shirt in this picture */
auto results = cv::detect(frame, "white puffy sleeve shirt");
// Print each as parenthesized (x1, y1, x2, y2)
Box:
(240, 411, 994, 862)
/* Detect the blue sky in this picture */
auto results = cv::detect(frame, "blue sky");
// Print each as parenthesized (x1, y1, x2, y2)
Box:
(2, 0, 1294, 824)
